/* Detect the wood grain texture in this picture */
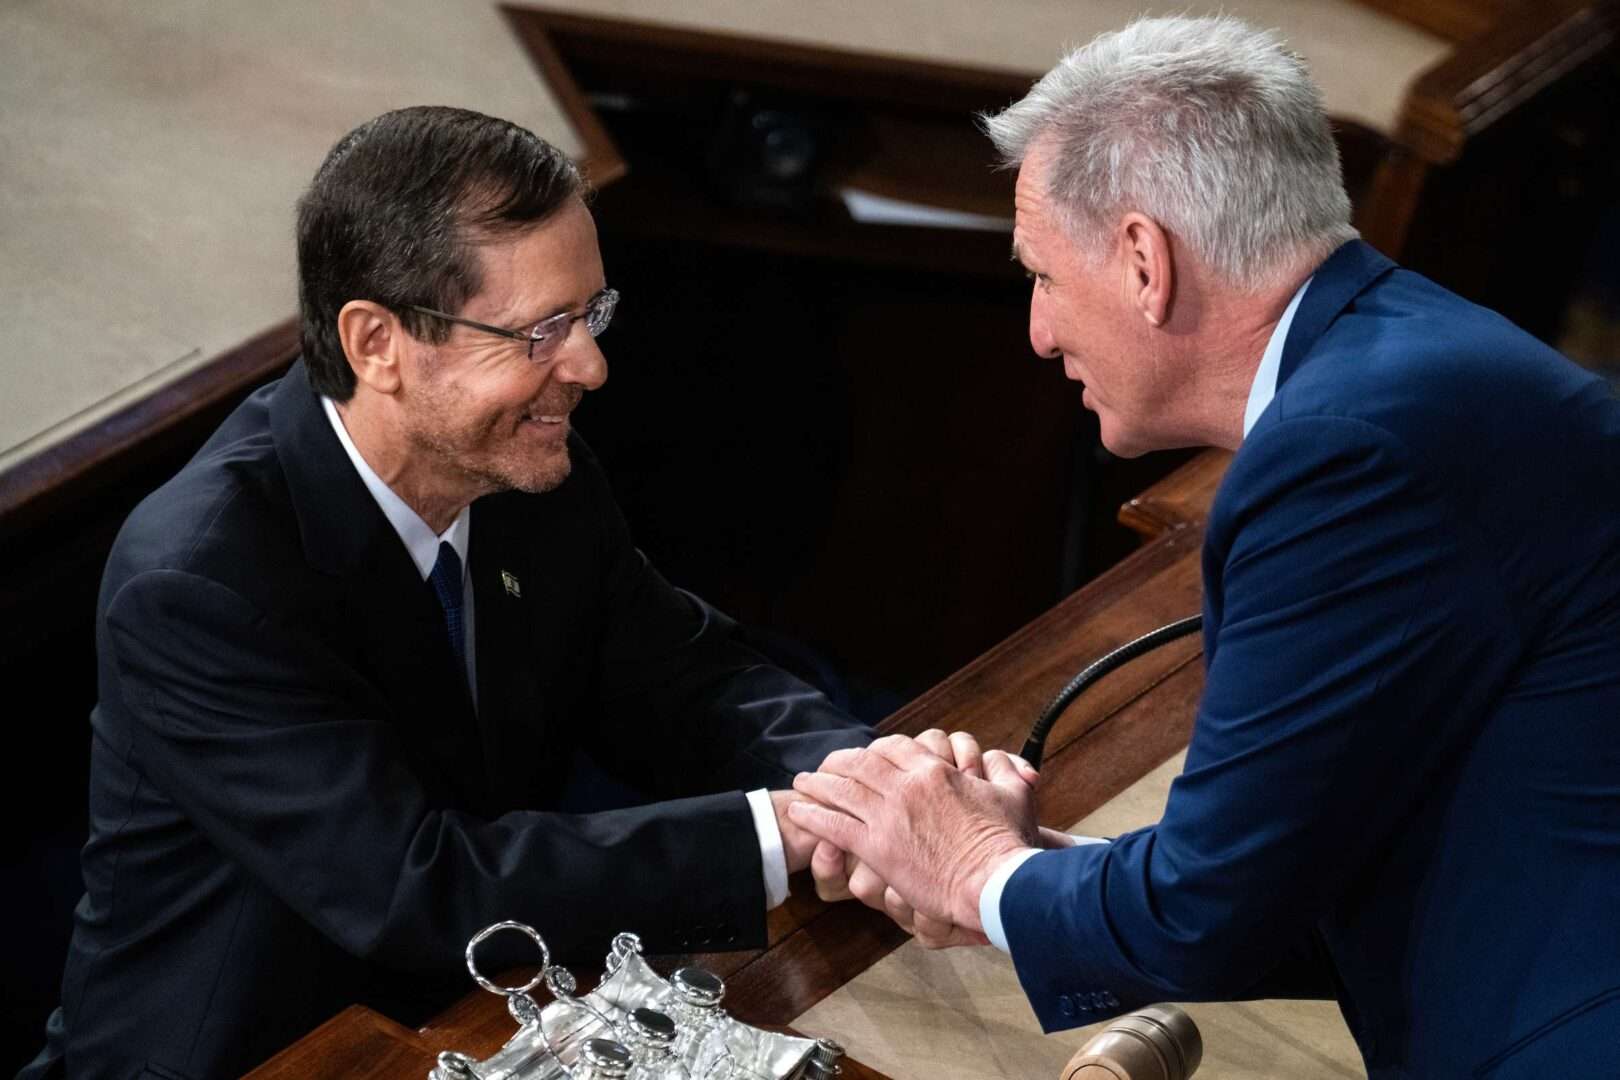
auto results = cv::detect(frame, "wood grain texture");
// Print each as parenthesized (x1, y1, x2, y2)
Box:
(1116, 449, 1232, 540)
(241, 1006, 440, 1080)
(500, 4, 628, 188)
(1395, 0, 1618, 165)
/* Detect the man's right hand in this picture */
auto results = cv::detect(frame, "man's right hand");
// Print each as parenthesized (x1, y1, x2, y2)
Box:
(804, 732, 1047, 949)
(808, 728, 996, 902)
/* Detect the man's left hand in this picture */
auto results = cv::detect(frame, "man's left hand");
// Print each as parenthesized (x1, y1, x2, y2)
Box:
(769, 789, 824, 874)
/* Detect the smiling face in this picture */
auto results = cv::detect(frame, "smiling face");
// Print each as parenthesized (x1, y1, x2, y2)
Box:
(1013, 145, 1182, 458)
(398, 198, 608, 504)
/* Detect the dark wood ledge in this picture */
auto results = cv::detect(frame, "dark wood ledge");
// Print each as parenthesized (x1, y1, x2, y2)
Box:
(0, 318, 299, 532)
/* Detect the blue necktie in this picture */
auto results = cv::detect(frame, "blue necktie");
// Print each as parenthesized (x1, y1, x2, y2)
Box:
(428, 541, 468, 677)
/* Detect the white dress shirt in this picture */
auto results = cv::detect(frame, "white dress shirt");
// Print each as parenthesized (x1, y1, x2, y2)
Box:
(977, 275, 1314, 951)
(320, 396, 791, 908)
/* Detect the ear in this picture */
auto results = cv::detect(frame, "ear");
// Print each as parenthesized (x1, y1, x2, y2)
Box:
(1119, 213, 1174, 328)
(336, 300, 404, 395)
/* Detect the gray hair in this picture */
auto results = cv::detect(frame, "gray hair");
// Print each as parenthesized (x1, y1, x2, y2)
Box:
(983, 15, 1357, 289)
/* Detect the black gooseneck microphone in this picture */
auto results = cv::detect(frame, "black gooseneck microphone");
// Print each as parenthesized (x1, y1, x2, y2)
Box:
(1021, 615, 1204, 770)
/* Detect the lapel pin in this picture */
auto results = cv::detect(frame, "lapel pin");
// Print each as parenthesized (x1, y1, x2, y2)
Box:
(500, 570, 522, 599)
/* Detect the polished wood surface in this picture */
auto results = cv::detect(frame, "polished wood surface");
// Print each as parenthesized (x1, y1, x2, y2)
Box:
(1396, 0, 1616, 165)
(246, 520, 1206, 1079)
(1357, 0, 1618, 255)
(1117, 449, 1232, 540)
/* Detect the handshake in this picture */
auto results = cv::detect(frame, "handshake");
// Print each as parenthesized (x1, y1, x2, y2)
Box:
(769, 730, 1077, 949)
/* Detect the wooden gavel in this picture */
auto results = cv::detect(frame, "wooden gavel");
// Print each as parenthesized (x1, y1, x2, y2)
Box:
(1061, 1004, 1203, 1080)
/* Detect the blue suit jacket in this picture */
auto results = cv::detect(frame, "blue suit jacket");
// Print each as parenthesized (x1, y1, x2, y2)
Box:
(1001, 241, 1620, 1078)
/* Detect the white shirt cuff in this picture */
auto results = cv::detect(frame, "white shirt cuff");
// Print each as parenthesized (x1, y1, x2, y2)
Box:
(980, 835, 1111, 953)
(745, 788, 790, 910)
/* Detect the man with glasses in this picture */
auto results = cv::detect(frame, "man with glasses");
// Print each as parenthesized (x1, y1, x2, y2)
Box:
(22, 106, 872, 1080)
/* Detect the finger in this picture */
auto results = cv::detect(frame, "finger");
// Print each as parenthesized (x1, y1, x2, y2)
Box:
(793, 770, 880, 821)
(814, 745, 907, 792)
(913, 913, 959, 945)
(819, 743, 913, 798)
(913, 910, 992, 950)
(785, 797, 866, 853)
(811, 840, 853, 901)
(817, 745, 866, 775)
(914, 728, 952, 763)
(867, 732, 947, 772)
(882, 886, 916, 934)
(847, 860, 888, 911)
(1009, 752, 1040, 786)
(984, 749, 1037, 790)
(911, 909, 955, 949)
(948, 731, 984, 778)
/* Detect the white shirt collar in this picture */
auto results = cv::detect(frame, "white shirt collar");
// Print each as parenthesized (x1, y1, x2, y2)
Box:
(320, 394, 470, 581)
(1242, 276, 1313, 439)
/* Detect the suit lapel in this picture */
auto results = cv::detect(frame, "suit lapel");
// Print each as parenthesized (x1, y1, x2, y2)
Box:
(269, 364, 493, 813)
(1278, 240, 1397, 388)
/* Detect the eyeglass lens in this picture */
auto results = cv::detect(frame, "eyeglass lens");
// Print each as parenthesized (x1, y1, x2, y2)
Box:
(528, 289, 618, 359)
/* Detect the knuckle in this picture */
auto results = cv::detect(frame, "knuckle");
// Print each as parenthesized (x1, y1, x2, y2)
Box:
(822, 747, 859, 771)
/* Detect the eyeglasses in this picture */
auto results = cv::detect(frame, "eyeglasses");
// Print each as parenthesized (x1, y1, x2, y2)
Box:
(402, 287, 620, 362)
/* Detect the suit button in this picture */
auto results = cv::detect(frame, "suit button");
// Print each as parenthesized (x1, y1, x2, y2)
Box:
(1058, 993, 1078, 1018)
(1102, 992, 1119, 1008)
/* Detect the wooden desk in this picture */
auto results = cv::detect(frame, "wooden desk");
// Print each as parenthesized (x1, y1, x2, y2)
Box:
(247, 520, 1206, 1079)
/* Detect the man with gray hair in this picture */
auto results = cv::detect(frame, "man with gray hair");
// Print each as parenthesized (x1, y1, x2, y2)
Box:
(792, 16, 1620, 1077)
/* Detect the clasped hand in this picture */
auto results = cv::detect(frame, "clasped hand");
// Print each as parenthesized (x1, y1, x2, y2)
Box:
(781, 730, 1049, 949)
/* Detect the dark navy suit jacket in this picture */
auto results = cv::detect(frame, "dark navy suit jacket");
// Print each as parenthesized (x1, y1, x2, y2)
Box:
(1001, 242, 1620, 1078)
(23, 364, 870, 1080)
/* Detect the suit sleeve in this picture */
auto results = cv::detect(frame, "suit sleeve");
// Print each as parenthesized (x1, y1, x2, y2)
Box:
(108, 568, 783, 971)
(575, 453, 874, 799)
(1001, 416, 1523, 1029)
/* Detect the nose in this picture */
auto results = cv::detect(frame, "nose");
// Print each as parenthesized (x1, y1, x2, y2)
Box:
(1028, 286, 1060, 360)
(555, 325, 608, 391)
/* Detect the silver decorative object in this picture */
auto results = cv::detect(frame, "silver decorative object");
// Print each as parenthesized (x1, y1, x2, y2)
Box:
(429, 922, 825, 1080)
